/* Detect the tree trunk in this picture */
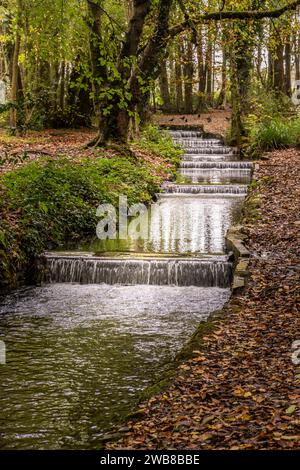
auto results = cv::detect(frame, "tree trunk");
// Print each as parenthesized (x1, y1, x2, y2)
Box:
(205, 28, 213, 106)
(50, 61, 59, 113)
(87, 0, 107, 122)
(88, 0, 152, 145)
(268, 42, 274, 87)
(184, 36, 194, 113)
(229, 21, 253, 146)
(10, 29, 21, 128)
(93, 0, 173, 145)
(196, 26, 206, 112)
(159, 60, 171, 112)
(230, 50, 246, 147)
(216, 45, 227, 107)
(59, 60, 66, 111)
(175, 42, 184, 113)
(273, 43, 284, 93)
(294, 34, 300, 81)
(285, 39, 291, 96)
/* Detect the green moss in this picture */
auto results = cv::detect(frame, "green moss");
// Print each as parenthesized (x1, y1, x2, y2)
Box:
(137, 370, 175, 403)
(176, 310, 226, 362)
(241, 179, 266, 224)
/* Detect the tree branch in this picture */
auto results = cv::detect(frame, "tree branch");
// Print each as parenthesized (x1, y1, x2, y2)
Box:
(169, 0, 300, 37)
(87, 0, 123, 31)
(177, 0, 197, 43)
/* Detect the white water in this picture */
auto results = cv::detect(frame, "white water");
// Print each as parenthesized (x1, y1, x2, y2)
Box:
(41, 256, 232, 287)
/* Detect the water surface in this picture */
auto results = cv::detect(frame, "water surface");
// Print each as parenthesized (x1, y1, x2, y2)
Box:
(0, 284, 230, 449)
(74, 196, 242, 255)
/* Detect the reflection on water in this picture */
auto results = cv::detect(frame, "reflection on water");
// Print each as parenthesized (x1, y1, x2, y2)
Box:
(0, 284, 230, 449)
(76, 196, 241, 255)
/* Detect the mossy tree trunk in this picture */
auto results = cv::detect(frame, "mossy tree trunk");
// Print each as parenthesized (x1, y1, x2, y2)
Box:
(159, 59, 172, 112)
(88, 0, 174, 146)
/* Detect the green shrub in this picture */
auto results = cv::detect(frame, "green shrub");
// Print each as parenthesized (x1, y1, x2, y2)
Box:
(0, 154, 164, 288)
(250, 118, 295, 153)
(247, 117, 300, 156)
(138, 125, 182, 167)
(245, 87, 300, 156)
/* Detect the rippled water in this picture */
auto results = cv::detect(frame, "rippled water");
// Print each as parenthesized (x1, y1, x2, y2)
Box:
(0, 284, 230, 449)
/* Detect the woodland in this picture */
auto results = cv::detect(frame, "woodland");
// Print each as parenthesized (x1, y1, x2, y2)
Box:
(1, 0, 300, 146)
(0, 0, 299, 454)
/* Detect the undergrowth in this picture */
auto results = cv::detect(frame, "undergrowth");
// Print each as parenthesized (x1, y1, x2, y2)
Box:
(0, 127, 178, 289)
(245, 88, 300, 156)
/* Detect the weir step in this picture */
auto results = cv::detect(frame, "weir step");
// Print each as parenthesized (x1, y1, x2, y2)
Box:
(182, 153, 240, 162)
(180, 161, 253, 169)
(40, 255, 233, 288)
(173, 139, 223, 147)
(162, 184, 248, 195)
(182, 147, 239, 155)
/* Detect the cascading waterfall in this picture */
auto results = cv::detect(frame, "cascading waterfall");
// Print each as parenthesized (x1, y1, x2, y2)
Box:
(40, 256, 233, 288)
(179, 169, 252, 184)
(162, 184, 248, 195)
(169, 131, 203, 138)
(173, 139, 223, 147)
(182, 147, 238, 154)
(171, 128, 253, 186)
(41, 129, 250, 286)
(182, 153, 239, 162)
(180, 161, 253, 169)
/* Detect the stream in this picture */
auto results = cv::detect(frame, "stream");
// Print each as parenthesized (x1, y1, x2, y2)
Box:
(0, 130, 252, 449)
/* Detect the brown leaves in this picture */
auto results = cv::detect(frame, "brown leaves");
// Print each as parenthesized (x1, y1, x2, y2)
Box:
(157, 110, 231, 136)
(0, 128, 174, 181)
(106, 147, 300, 451)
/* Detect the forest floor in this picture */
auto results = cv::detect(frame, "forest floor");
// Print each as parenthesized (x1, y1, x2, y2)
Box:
(0, 109, 230, 173)
(108, 147, 300, 450)
(0, 128, 97, 173)
(157, 108, 231, 136)
(0, 127, 175, 180)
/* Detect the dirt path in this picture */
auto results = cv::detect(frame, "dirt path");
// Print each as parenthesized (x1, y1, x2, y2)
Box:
(156, 109, 231, 136)
(108, 148, 300, 450)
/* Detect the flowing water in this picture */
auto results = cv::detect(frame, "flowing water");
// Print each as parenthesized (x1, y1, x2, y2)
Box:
(0, 284, 230, 449)
(0, 128, 252, 449)
(41, 256, 232, 287)
(69, 195, 242, 254)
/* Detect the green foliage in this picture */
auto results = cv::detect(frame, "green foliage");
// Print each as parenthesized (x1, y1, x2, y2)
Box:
(247, 117, 300, 156)
(0, 153, 163, 288)
(248, 87, 296, 122)
(245, 88, 300, 156)
(139, 125, 182, 167)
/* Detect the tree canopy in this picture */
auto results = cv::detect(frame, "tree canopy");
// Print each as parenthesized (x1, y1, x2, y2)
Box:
(0, 0, 299, 144)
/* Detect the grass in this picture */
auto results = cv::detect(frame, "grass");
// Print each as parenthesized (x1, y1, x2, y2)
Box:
(248, 117, 300, 156)
(244, 88, 300, 156)
(137, 125, 182, 169)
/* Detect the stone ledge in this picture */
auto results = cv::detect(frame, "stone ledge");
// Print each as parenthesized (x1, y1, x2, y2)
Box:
(226, 225, 250, 292)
